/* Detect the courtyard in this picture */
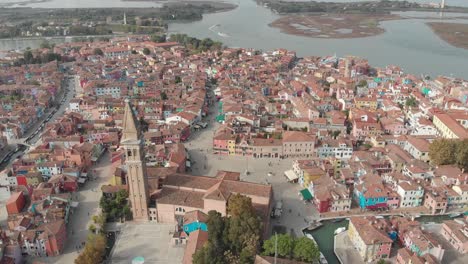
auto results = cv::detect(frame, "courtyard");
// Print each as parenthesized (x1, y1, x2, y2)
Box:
(185, 102, 320, 237)
(110, 222, 185, 264)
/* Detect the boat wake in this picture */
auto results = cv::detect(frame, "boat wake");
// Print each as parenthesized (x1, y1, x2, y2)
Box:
(209, 24, 231, 38)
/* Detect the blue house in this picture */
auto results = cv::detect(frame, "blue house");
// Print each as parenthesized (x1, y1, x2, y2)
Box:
(354, 182, 388, 210)
(182, 210, 208, 234)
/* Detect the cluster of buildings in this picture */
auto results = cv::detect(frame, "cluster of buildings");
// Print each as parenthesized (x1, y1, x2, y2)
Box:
(0, 34, 466, 263)
(347, 215, 468, 263)
(0, 61, 64, 147)
(0, 110, 116, 261)
(103, 100, 273, 264)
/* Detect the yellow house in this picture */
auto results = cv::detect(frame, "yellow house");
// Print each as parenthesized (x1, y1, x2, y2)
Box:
(25, 172, 43, 186)
(302, 168, 326, 188)
(109, 167, 124, 186)
(109, 174, 122, 186)
(228, 139, 236, 155)
(354, 96, 378, 111)
(370, 136, 386, 148)
(433, 113, 468, 139)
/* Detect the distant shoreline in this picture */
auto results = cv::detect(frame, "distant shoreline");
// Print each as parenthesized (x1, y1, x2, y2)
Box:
(427, 22, 468, 50)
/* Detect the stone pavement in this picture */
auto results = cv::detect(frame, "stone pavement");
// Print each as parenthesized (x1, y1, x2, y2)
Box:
(321, 205, 431, 220)
(110, 222, 185, 264)
(185, 100, 320, 238)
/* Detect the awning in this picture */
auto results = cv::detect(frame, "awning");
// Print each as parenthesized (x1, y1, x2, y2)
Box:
(284, 170, 298, 182)
(300, 189, 312, 201)
(366, 203, 388, 210)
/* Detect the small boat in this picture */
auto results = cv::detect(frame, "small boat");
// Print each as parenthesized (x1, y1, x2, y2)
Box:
(217, 32, 230, 38)
(305, 233, 316, 243)
(306, 221, 323, 231)
(331, 218, 344, 223)
(319, 252, 328, 264)
(449, 213, 461, 218)
(334, 227, 346, 235)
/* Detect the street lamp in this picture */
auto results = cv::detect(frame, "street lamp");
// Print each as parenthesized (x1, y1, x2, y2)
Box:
(242, 146, 249, 176)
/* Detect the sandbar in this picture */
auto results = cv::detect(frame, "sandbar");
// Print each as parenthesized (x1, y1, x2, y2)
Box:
(270, 14, 402, 39)
(427, 22, 468, 50)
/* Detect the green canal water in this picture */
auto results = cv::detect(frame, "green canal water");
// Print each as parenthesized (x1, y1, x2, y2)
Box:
(304, 215, 453, 264)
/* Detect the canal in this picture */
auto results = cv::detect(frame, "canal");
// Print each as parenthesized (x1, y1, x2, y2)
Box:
(305, 215, 454, 264)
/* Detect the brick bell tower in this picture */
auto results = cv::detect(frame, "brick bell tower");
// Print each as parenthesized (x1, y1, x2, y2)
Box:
(121, 99, 149, 221)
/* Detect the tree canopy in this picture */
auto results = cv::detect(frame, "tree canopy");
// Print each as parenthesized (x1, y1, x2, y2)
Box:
(193, 194, 262, 264)
(293, 237, 320, 262)
(74, 233, 107, 264)
(405, 96, 418, 108)
(143, 48, 151, 55)
(429, 139, 468, 170)
(93, 48, 104, 56)
(262, 234, 294, 258)
(169, 33, 223, 52)
(99, 189, 132, 222)
(262, 234, 319, 262)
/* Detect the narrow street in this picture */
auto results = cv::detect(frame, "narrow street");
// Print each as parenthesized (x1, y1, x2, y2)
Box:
(27, 152, 113, 264)
(0, 75, 76, 170)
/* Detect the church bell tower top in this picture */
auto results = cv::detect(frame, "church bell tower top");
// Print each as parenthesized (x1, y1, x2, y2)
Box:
(121, 99, 140, 144)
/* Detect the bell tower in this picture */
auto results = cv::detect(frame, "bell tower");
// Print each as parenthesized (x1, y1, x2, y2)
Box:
(121, 99, 149, 221)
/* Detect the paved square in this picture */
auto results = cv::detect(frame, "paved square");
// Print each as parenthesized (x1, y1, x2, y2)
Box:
(110, 223, 185, 264)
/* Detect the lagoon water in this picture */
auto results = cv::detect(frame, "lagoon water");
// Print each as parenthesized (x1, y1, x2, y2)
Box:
(169, 0, 468, 78)
(0, 0, 468, 78)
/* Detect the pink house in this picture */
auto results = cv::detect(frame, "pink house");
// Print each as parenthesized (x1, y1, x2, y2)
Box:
(38, 220, 67, 256)
(380, 117, 408, 135)
(441, 220, 468, 254)
(352, 120, 383, 139)
(387, 190, 400, 209)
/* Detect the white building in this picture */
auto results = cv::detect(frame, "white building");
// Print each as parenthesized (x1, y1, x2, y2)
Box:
(404, 137, 430, 162)
(316, 139, 353, 159)
(452, 185, 468, 205)
(396, 181, 424, 207)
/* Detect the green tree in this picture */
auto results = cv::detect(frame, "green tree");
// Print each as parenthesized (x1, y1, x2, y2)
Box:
(175, 76, 182, 84)
(405, 96, 418, 107)
(429, 139, 457, 166)
(194, 195, 262, 264)
(332, 130, 341, 139)
(94, 48, 104, 56)
(24, 50, 33, 64)
(143, 48, 151, 55)
(160, 91, 168, 100)
(358, 80, 368, 87)
(40, 40, 51, 49)
(139, 117, 149, 132)
(151, 34, 166, 43)
(226, 194, 261, 262)
(262, 234, 294, 258)
(377, 259, 388, 264)
(455, 139, 468, 170)
(227, 193, 255, 218)
(88, 224, 96, 233)
(293, 237, 320, 262)
(75, 233, 107, 264)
